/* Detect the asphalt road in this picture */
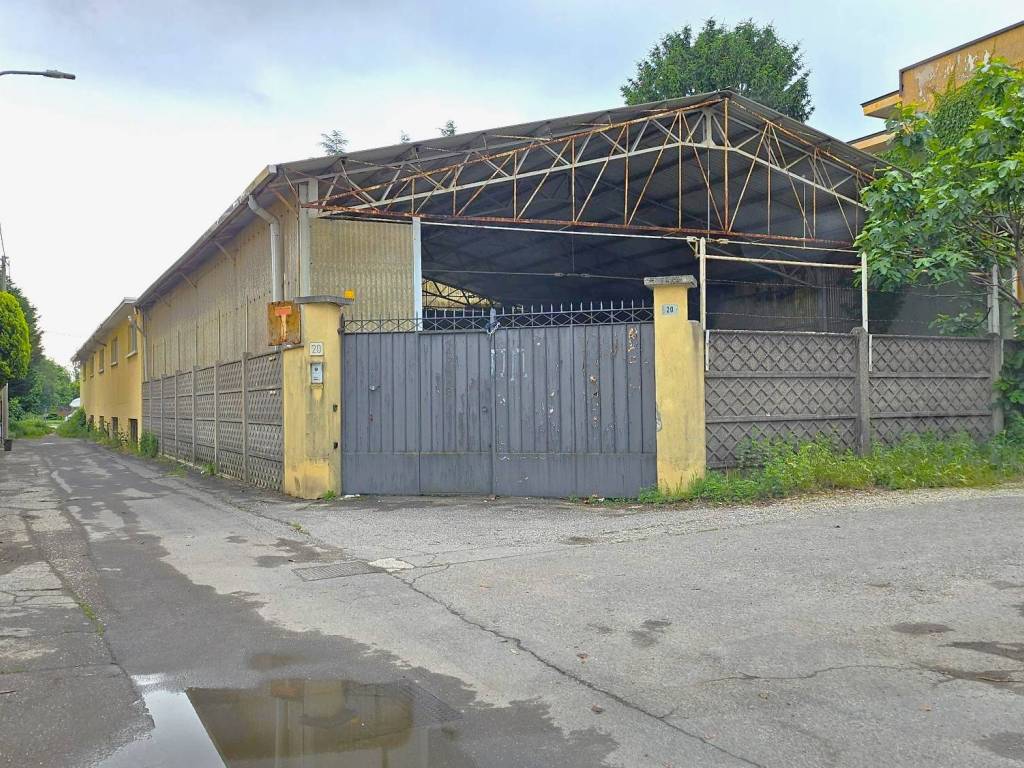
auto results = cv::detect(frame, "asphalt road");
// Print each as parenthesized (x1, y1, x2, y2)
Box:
(1, 438, 1023, 767)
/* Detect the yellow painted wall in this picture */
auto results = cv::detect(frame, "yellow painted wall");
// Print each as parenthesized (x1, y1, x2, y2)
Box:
(310, 219, 415, 320)
(282, 302, 343, 498)
(900, 24, 1024, 108)
(80, 312, 143, 440)
(645, 277, 706, 492)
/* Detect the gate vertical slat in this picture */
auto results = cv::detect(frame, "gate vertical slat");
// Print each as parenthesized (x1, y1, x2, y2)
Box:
(598, 324, 616, 454)
(611, 325, 629, 454)
(625, 325, 643, 454)
(379, 334, 394, 455)
(367, 334, 382, 454)
(639, 323, 657, 455)
(556, 327, 574, 455)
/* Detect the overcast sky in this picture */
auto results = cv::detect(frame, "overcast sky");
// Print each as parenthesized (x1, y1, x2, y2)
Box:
(2, 0, 1021, 366)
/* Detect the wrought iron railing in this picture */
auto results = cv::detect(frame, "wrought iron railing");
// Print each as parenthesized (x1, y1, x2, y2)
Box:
(343, 300, 654, 333)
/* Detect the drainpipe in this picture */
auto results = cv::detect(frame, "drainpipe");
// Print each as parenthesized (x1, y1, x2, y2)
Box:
(247, 195, 284, 302)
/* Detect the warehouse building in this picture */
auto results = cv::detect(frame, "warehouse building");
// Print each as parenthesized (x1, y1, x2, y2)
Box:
(80, 91, 939, 498)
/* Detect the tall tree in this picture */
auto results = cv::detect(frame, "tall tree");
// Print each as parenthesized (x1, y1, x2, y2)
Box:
(0, 292, 30, 385)
(856, 61, 1024, 332)
(439, 120, 457, 137)
(318, 129, 349, 155)
(621, 18, 813, 121)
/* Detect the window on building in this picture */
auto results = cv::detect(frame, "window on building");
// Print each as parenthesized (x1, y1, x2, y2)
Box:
(110, 335, 119, 366)
(99, 348, 104, 374)
(128, 317, 138, 356)
(111, 416, 119, 437)
(129, 418, 138, 444)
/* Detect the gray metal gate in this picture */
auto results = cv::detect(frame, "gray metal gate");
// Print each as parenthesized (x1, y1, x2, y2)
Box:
(342, 308, 656, 497)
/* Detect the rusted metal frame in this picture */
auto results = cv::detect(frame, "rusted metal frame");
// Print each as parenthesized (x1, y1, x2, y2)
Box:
(812, 149, 818, 240)
(321, 205, 857, 248)
(724, 134, 864, 209)
(729, 124, 771, 229)
(571, 136, 576, 221)
(335, 161, 378, 209)
(627, 113, 677, 226)
(724, 97, 730, 231)
(411, 166, 459, 215)
(727, 99, 876, 183)
(767, 125, 813, 238)
(519, 140, 573, 219)
(321, 112, 738, 215)
(576, 126, 627, 223)
(379, 164, 409, 205)
(537, 139, 573, 168)
(317, 100, 726, 210)
(687, 143, 724, 231)
(457, 154, 515, 217)
(817, 160, 857, 240)
(623, 123, 629, 225)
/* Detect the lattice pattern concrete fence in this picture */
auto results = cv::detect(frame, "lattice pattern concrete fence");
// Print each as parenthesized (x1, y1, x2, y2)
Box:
(705, 330, 1002, 468)
(142, 350, 283, 490)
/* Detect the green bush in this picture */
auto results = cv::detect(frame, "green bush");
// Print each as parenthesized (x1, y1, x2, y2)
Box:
(639, 432, 1024, 505)
(138, 431, 159, 458)
(10, 415, 51, 438)
(56, 408, 90, 438)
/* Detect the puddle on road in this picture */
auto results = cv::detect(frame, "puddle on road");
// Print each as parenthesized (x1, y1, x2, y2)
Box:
(100, 678, 472, 767)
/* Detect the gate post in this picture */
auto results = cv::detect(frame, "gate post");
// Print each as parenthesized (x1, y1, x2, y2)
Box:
(281, 295, 353, 499)
(644, 276, 705, 492)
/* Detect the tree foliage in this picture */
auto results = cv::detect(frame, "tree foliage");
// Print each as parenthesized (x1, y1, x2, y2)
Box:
(2, 281, 78, 412)
(857, 61, 1024, 331)
(318, 129, 349, 155)
(0, 291, 30, 385)
(621, 18, 813, 121)
(438, 120, 457, 137)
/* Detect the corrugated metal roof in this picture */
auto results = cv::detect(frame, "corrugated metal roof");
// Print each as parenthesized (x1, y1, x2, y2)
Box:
(136, 90, 886, 307)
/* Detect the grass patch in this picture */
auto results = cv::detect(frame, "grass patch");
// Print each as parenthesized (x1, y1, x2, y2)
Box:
(76, 599, 104, 636)
(9, 415, 52, 438)
(638, 433, 1024, 505)
(320, 489, 337, 501)
(165, 463, 187, 478)
(288, 521, 308, 535)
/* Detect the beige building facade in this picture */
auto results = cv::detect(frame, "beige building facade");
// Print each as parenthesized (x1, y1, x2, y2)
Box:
(853, 20, 1024, 153)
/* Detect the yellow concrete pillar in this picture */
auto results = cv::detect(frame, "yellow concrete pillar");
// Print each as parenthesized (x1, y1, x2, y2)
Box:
(282, 296, 351, 499)
(644, 275, 706, 492)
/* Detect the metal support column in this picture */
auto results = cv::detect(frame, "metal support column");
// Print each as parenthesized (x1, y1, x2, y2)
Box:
(860, 253, 869, 332)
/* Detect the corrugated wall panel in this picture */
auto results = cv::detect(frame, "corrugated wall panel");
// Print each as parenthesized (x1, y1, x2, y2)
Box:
(310, 219, 414, 320)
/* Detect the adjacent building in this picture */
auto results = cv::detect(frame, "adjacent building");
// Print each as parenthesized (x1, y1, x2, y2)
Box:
(75, 299, 143, 442)
(853, 20, 1024, 154)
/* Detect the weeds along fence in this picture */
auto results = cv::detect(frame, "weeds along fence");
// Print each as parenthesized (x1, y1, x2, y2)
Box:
(142, 350, 283, 490)
(705, 329, 1003, 469)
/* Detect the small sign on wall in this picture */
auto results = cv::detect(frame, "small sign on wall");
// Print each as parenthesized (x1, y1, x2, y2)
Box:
(661, 303, 680, 316)
(309, 341, 324, 356)
(268, 301, 301, 346)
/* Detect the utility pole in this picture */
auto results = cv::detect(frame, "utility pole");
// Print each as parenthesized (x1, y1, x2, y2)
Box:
(0, 67, 74, 449)
(1, 222, 8, 449)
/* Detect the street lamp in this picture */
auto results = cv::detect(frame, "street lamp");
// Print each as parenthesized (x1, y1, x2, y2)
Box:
(0, 66, 75, 450)
(0, 69, 76, 80)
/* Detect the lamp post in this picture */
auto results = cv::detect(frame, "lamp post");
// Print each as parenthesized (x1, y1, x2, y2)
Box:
(1, 67, 75, 450)
(0, 69, 76, 80)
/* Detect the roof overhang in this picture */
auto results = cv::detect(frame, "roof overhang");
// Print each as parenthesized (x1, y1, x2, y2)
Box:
(74, 298, 137, 363)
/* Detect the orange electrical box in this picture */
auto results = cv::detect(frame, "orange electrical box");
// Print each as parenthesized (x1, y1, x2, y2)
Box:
(267, 301, 301, 346)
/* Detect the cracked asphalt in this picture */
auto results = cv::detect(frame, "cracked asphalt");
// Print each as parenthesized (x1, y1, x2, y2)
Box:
(2, 437, 1023, 767)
